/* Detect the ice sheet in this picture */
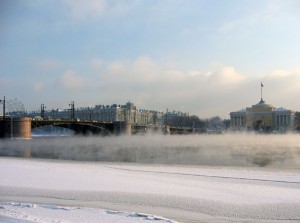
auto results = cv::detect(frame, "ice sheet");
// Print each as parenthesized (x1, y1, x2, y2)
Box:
(0, 202, 176, 223)
(0, 158, 300, 222)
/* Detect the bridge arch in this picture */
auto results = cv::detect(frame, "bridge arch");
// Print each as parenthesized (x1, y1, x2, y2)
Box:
(53, 123, 110, 135)
(32, 125, 75, 135)
(31, 120, 113, 136)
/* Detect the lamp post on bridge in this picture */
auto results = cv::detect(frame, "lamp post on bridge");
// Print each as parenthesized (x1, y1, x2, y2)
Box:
(0, 96, 5, 120)
(40, 104, 46, 119)
(69, 101, 75, 121)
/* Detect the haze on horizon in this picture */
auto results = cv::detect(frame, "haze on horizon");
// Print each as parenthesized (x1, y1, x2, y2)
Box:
(0, 0, 300, 118)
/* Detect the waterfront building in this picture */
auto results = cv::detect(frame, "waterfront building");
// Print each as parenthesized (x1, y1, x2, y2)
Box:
(164, 110, 189, 127)
(28, 101, 165, 126)
(295, 112, 300, 131)
(230, 98, 296, 132)
(230, 83, 297, 132)
(163, 110, 204, 129)
(25, 101, 209, 131)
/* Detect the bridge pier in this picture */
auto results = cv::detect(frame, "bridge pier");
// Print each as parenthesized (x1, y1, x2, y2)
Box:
(113, 121, 132, 135)
(192, 127, 196, 134)
(0, 117, 32, 139)
(163, 125, 171, 135)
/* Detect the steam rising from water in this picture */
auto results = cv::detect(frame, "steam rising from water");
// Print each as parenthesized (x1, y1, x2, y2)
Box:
(0, 134, 299, 168)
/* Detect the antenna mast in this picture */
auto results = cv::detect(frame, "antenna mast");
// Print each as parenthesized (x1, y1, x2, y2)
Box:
(260, 82, 263, 101)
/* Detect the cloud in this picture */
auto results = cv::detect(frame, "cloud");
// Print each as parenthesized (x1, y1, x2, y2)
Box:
(219, 14, 259, 33)
(219, 20, 243, 33)
(131, 56, 160, 82)
(63, 0, 137, 20)
(102, 57, 158, 79)
(33, 82, 45, 93)
(90, 58, 104, 69)
(107, 61, 126, 76)
(265, 69, 300, 95)
(207, 66, 245, 85)
(63, 0, 107, 19)
(91, 57, 249, 115)
(263, 1, 296, 24)
(91, 57, 300, 117)
(57, 70, 87, 91)
(34, 59, 61, 71)
(219, 1, 299, 33)
(21, 56, 300, 118)
(0, 77, 15, 86)
(269, 69, 297, 78)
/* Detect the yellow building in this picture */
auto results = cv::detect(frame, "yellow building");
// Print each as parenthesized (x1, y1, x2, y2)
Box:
(230, 99, 296, 132)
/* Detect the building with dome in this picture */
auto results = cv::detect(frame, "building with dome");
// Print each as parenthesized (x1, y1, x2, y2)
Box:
(230, 85, 296, 132)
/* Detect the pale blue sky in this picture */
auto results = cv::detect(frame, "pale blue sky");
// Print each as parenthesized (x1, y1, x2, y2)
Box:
(1, 0, 300, 117)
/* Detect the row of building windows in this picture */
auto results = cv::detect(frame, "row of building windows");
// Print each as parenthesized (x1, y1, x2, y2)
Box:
(231, 114, 292, 127)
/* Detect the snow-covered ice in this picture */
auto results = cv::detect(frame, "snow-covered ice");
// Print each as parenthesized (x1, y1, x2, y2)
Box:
(0, 202, 176, 223)
(0, 157, 299, 222)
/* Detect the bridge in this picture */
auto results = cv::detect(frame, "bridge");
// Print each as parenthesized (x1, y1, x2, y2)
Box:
(0, 97, 196, 138)
(1, 117, 195, 138)
(31, 119, 115, 135)
(31, 119, 194, 135)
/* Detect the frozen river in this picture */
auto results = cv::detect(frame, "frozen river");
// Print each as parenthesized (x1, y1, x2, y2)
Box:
(0, 134, 300, 222)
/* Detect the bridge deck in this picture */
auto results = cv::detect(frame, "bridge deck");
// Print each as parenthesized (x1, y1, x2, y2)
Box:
(31, 119, 194, 135)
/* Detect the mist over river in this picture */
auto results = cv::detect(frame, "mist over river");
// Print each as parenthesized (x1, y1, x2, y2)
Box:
(0, 134, 299, 169)
(1, 134, 300, 223)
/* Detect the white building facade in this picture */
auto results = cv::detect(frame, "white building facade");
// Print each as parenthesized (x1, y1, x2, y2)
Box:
(230, 99, 296, 132)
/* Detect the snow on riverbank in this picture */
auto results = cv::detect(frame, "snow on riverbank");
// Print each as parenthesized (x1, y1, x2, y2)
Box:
(0, 203, 176, 223)
(0, 157, 300, 222)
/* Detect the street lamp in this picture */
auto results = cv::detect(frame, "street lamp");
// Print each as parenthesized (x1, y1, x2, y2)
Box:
(0, 96, 5, 120)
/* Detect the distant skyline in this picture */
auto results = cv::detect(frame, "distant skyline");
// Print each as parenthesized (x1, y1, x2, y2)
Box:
(1, 0, 300, 118)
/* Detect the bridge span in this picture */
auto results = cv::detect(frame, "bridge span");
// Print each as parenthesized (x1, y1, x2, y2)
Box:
(1, 117, 195, 138)
(31, 119, 115, 135)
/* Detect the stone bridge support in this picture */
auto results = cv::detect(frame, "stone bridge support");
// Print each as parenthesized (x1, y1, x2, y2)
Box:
(113, 121, 132, 135)
(0, 117, 32, 139)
